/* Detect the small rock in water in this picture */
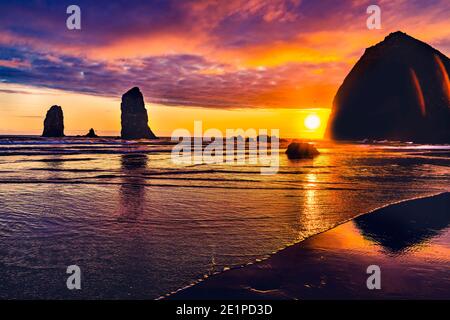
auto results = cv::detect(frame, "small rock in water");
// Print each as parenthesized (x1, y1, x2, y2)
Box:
(285, 142, 319, 159)
(42, 105, 64, 137)
(85, 128, 98, 138)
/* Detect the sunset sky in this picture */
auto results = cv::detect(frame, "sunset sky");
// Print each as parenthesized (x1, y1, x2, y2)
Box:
(0, 0, 449, 138)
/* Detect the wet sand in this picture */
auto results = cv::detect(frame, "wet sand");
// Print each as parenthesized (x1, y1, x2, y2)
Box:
(169, 192, 450, 299)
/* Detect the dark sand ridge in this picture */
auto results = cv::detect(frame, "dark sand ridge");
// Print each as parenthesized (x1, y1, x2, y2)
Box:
(167, 192, 450, 300)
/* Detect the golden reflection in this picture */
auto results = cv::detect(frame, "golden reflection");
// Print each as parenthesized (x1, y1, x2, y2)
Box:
(309, 222, 376, 252)
(298, 172, 323, 237)
(305, 172, 317, 187)
(308, 215, 450, 263)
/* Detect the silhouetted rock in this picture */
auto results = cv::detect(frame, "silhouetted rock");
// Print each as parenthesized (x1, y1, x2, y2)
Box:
(327, 31, 450, 143)
(120, 87, 157, 139)
(285, 142, 319, 159)
(85, 128, 98, 138)
(42, 105, 64, 137)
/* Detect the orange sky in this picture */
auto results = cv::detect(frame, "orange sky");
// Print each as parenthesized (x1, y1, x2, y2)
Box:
(0, 0, 449, 138)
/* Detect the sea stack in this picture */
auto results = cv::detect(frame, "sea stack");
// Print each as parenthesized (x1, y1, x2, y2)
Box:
(285, 142, 319, 159)
(120, 87, 157, 139)
(85, 128, 98, 138)
(42, 105, 64, 137)
(326, 31, 450, 143)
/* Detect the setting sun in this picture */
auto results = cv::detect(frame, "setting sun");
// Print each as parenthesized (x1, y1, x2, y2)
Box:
(304, 114, 321, 130)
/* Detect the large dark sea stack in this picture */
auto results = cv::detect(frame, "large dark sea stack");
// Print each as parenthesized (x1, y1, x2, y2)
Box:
(120, 87, 157, 139)
(327, 31, 450, 143)
(42, 105, 64, 137)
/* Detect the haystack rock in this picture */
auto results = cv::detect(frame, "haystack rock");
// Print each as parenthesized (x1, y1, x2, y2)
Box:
(85, 128, 98, 138)
(42, 105, 64, 137)
(285, 142, 319, 159)
(327, 31, 450, 143)
(120, 87, 157, 139)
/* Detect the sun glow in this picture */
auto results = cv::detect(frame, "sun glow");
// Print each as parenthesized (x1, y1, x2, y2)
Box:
(304, 114, 321, 130)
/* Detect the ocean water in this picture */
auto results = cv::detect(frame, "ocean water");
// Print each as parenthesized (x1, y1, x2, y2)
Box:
(0, 137, 448, 299)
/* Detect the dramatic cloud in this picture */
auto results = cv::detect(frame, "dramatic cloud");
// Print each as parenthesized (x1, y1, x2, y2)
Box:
(0, 46, 345, 108)
(0, 0, 449, 109)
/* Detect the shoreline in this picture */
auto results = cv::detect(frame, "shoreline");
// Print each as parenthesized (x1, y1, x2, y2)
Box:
(166, 192, 450, 300)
